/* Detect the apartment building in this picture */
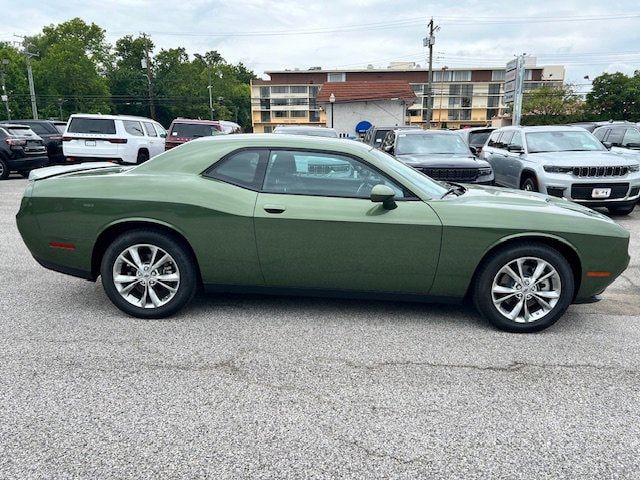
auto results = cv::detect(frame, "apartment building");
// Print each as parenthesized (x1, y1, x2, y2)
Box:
(250, 59, 565, 133)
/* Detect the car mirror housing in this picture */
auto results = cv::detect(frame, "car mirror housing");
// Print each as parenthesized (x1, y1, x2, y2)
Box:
(507, 145, 524, 154)
(370, 184, 397, 210)
(602, 141, 612, 150)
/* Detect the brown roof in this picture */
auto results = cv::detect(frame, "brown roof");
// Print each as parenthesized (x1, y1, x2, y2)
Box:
(316, 81, 416, 103)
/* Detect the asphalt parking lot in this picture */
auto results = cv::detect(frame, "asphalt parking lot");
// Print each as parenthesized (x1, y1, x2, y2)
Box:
(1, 176, 639, 479)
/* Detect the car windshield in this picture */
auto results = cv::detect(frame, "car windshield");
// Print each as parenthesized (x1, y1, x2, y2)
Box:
(396, 133, 470, 155)
(171, 123, 221, 138)
(526, 131, 605, 153)
(369, 148, 448, 198)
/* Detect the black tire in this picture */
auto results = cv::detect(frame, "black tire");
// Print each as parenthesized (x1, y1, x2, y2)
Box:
(0, 158, 9, 180)
(521, 176, 538, 192)
(472, 243, 574, 333)
(18, 170, 30, 178)
(100, 229, 198, 318)
(608, 204, 635, 216)
(136, 150, 150, 164)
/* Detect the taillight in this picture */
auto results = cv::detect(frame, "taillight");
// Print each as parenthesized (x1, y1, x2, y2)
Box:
(62, 136, 72, 142)
(50, 135, 62, 141)
(108, 138, 128, 144)
(5, 138, 26, 146)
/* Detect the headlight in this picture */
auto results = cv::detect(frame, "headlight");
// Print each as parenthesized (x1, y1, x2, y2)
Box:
(478, 167, 493, 176)
(628, 164, 640, 172)
(543, 165, 573, 173)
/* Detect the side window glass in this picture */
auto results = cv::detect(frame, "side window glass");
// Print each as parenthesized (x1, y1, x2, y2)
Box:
(204, 149, 266, 190)
(593, 128, 606, 141)
(487, 131, 502, 148)
(143, 122, 157, 137)
(607, 128, 625, 146)
(123, 120, 144, 137)
(510, 131, 523, 148)
(622, 128, 640, 146)
(262, 150, 405, 199)
(154, 124, 167, 138)
(499, 131, 514, 149)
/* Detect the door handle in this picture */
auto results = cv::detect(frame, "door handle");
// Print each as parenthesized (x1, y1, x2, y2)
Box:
(263, 204, 286, 214)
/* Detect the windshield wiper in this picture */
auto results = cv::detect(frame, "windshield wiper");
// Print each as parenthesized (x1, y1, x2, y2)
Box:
(441, 182, 467, 198)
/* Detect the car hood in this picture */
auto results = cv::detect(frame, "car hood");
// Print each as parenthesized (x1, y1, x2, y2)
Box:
(530, 150, 639, 166)
(396, 153, 489, 168)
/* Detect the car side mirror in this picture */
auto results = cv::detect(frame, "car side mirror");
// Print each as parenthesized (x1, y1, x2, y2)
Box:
(602, 141, 612, 150)
(370, 184, 397, 210)
(160, 132, 167, 138)
(507, 144, 523, 153)
(469, 146, 480, 156)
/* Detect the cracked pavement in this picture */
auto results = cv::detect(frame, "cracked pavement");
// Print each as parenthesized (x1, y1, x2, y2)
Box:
(1, 177, 639, 478)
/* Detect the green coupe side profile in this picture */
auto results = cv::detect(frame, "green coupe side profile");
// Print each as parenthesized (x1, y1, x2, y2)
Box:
(16, 134, 630, 332)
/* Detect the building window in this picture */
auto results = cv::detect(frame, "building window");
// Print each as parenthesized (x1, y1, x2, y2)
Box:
(448, 109, 471, 121)
(290, 111, 307, 118)
(271, 98, 288, 106)
(310, 111, 320, 122)
(486, 108, 499, 119)
(327, 72, 346, 82)
(491, 70, 505, 81)
(488, 84, 500, 108)
(411, 84, 424, 94)
(433, 70, 471, 82)
(524, 69, 533, 81)
(261, 111, 271, 122)
(290, 98, 307, 106)
(260, 98, 271, 110)
(290, 86, 308, 94)
(260, 86, 270, 97)
(309, 86, 320, 97)
(263, 126, 273, 133)
(448, 84, 473, 108)
(271, 86, 288, 94)
(273, 111, 288, 118)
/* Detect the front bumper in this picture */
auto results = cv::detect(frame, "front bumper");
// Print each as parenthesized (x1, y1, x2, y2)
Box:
(541, 172, 640, 207)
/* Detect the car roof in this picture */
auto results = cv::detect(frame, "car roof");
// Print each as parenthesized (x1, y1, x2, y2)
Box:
(374, 125, 421, 130)
(274, 126, 336, 131)
(68, 113, 158, 123)
(393, 128, 451, 135)
(0, 123, 32, 129)
(458, 127, 494, 132)
(497, 125, 590, 133)
(170, 118, 221, 125)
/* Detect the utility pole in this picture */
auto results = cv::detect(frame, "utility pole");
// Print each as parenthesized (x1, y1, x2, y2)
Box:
(141, 33, 156, 120)
(423, 18, 438, 129)
(1, 59, 10, 120)
(15, 36, 38, 119)
(207, 68, 214, 120)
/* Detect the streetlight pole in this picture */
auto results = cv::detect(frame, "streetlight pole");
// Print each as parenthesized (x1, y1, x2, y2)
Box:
(329, 92, 335, 129)
(208, 68, 214, 120)
(1, 59, 10, 121)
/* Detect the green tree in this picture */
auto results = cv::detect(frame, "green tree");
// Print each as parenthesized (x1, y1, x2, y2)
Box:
(586, 72, 640, 120)
(522, 84, 580, 117)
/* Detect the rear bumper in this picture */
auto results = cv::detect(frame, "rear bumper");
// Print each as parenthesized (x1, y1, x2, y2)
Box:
(64, 156, 123, 164)
(33, 255, 95, 281)
(7, 156, 49, 171)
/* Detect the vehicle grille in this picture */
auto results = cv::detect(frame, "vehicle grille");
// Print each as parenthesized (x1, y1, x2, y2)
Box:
(573, 166, 628, 177)
(571, 183, 630, 200)
(420, 167, 479, 182)
(308, 164, 351, 175)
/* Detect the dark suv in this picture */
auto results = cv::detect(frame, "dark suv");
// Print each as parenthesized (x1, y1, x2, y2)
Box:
(0, 124, 49, 180)
(165, 119, 223, 150)
(381, 129, 494, 184)
(364, 125, 422, 148)
(6, 120, 65, 163)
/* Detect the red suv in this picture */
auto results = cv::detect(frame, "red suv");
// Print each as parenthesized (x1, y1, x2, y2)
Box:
(165, 119, 223, 150)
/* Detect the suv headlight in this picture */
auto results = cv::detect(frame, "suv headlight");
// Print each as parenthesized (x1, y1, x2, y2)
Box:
(628, 164, 640, 172)
(543, 165, 573, 173)
(478, 167, 493, 176)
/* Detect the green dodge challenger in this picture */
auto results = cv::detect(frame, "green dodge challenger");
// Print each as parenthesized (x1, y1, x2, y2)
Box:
(16, 134, 630, 332)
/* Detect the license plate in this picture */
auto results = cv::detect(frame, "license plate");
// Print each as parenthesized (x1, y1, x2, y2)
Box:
(85, 140, 96, 146)
(592, 188, 611, 199)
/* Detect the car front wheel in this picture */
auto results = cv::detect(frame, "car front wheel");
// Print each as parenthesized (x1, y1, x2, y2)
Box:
(521, 176, 538, 192)
(0, 158, 8, 180)
(100, 230, 198, 318)
(473, 243, 574, 333)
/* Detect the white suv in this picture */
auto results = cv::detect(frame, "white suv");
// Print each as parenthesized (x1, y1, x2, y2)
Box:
(63, 114, 167, 164)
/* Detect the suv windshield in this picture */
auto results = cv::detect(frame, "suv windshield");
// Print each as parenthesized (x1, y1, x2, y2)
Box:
(369, 148, 448, 198)
(526, 130, 605, 153)
(396, 133, 470, 155)
(171, 123, 221, 138)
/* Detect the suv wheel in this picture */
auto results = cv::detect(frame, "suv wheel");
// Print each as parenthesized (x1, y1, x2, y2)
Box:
(521, 176, 538, 192)
(0, 158, 8, 180)
(473, 243, 574, 333)
(100, 230, 198, 318)
(136, 150, 150, 164)
(608, 204, 635, 216)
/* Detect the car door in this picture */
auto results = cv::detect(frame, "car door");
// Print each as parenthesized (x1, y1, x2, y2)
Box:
(142, 122, 163, 157)
(504, 131, 525, 187)
(253, 149, 442, 294)
(485, 131, 508, 185)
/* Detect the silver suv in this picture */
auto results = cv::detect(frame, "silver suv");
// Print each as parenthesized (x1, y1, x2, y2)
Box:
(481, 126, 640, 215)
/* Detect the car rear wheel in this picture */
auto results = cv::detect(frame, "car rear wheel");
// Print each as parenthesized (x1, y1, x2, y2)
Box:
(521, 176, 538, 192)
(100, 230, 197, 318)
(608, 204, 635, 216)
(136, 150, 150, 164)
(0, 158, 8, 180)
(473, 243, 574, 333)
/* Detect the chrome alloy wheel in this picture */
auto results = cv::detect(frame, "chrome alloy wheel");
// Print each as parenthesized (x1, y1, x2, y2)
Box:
(491, 256, 561, 323)
(112, 244, 180, 309)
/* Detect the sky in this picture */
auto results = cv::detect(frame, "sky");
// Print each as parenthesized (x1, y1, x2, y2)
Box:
(2, 0, 639, 94)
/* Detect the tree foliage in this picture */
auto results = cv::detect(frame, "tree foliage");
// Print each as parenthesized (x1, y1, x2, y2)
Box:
(586, 72, 640, 120)
(0, 19, 256, 129)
